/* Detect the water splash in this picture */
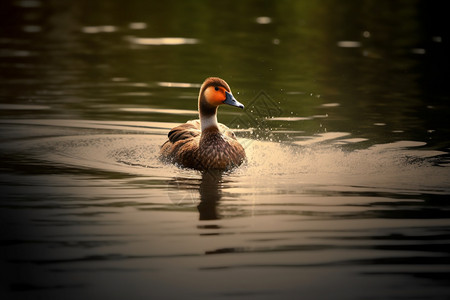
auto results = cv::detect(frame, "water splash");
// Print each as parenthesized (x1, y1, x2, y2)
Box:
(234, 138, 450, 194)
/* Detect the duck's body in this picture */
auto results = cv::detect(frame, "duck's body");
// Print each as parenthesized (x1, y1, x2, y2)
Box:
(160, 77, 246, 171)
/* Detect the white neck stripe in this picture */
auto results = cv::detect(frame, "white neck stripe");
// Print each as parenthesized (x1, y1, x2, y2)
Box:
(200, 114, 218, 131)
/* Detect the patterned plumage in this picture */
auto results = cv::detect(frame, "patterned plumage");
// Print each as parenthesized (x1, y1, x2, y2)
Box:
(160, 78, 246, 171)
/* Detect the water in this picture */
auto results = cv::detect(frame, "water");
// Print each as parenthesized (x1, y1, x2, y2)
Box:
(1, 1, 450, 299)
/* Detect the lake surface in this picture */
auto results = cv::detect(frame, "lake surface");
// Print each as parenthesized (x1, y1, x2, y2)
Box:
(1, 1, 449, 299)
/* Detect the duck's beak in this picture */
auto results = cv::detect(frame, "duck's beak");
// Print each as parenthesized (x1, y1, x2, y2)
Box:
(224, 91, 244, 109)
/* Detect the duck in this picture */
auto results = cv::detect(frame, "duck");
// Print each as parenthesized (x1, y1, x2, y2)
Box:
(160, 77, 246, 171)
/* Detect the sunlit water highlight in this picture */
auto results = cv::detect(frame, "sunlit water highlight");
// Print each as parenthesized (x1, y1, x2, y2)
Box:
(2, 119, 448, 196)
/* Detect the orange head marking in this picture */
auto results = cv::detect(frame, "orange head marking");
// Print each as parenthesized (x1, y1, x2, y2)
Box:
(199, 77, 244, 110)
(204, 86, 228, 106)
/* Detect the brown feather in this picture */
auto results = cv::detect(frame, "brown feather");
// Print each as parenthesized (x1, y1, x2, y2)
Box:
(160, 119, 246, 171)
(159, 78, 246, 171)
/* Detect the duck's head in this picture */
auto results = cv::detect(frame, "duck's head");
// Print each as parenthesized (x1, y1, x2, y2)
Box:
(199, 77, 244, 114)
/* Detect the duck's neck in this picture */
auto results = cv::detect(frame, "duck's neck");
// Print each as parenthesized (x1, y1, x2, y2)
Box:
(200, 113, 218, 132)
(199, 96, 219, 132)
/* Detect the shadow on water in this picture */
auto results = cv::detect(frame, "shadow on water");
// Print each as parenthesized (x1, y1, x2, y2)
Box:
(167, 169, 224, 221)
(197, 170, 222, 221)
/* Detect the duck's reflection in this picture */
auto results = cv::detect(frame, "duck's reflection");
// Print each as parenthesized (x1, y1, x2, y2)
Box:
(197, 170, 223, 220)
(167, 170, 223, 220)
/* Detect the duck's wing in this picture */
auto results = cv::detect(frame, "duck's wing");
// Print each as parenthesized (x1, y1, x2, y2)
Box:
(160, 120, 201, 167)
(167, 120, 201, 143)
(218, 123, 238, 140)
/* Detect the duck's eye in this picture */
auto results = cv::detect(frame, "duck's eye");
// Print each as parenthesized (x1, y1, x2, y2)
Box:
(214, 87, 219, 91)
